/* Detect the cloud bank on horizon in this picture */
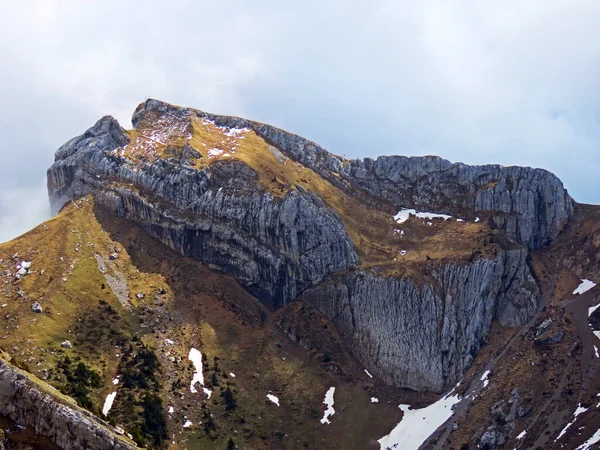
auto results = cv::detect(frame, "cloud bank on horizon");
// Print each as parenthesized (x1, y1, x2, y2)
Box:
(0, 0, 599, 242)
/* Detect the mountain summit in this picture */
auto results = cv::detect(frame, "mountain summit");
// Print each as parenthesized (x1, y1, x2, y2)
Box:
(47, 98, 573, 392)
(0, 99, 598, 449)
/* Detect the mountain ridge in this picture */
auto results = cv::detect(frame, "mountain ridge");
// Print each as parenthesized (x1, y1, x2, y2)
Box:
(46, 98, 571, 392)
(0, 97, 586, 449)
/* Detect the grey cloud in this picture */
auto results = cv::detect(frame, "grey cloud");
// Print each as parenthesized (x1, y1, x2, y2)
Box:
(0, 0, 599, 242)
(0, 181, 50, 243)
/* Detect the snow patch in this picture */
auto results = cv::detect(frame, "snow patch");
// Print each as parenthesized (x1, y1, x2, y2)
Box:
(371, 397, 379, 403)
(102, 392, 117, 416)
(589, 303, 600, 317)
(188, 348, 205, 393)
(517, 430, 526, 440)
(229, 372, 236, 378)
(112, 377, 119, 385)
(203, 387, 212, 398)
(164, 338, 175, 345)
(574, 279, 596, 295)
(378, 389, 461, 450)
(267, 394, 280, 406)
(365, 369, 373, 378)
(223, 127, 249, 137)
(475, 217, 480, 223)
(320, 387, 336, 424)
(168, 406, 174, 414)
(394, 209, 452, 224)
(207, 148, 224, 157)
(556, 404, 589, 441)
(480, 370, 491, 388)
(183, 420, 192, 428)
(576, 428, 600, 449)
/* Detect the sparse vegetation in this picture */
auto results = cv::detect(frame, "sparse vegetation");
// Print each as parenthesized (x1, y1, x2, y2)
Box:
(224, 386, 237, 410)
(0, 197, 404, 450)
(113, 343, 167, 448)
(56, 357, 102, 411)
(227, 436, 236, 449)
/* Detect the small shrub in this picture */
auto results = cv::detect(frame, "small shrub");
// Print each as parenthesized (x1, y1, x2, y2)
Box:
(224, 386, 237, 410)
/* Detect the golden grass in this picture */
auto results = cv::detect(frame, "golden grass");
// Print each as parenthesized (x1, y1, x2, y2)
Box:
(121, 112, 496, 273)
(0, 198, 171, 417)
(115, 100, 500, 279)
(0, 193, 409, 449)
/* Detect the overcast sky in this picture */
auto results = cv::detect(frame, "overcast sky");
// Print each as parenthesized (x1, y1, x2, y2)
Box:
(1, 0, 599, 242)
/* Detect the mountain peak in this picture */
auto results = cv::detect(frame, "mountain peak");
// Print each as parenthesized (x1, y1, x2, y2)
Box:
(1, 99, 598, 449)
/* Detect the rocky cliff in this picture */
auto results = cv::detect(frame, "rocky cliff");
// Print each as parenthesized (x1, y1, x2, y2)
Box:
(48, 114, 357, 309)
(47, 99, 573, 392)
(301, 247, 537, 391)
(128, 99, 574, 250)
(0, 356, 135, 450)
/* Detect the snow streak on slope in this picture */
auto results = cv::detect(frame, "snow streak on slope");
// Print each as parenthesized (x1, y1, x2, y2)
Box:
(188, 347, 211, 397)
(188, 348, 204, 391)
(480, 370, 491, 388)
(378, 390, 461, 450)
(320, 387, 335, 424)
(394, 209, 452, 224)
(576, 428, 600, 449)
(555, 403, 589, 441)
(266, 394, 280, 406)
(574, 279, 596, 295)
(102, 392, 117, 416)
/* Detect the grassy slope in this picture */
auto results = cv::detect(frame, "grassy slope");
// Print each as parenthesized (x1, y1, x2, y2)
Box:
(0, 199, 411, 449)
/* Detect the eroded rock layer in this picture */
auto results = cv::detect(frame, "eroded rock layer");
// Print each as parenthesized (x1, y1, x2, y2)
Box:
(47, 99, 573, 391)
(0, 358, 135, 450)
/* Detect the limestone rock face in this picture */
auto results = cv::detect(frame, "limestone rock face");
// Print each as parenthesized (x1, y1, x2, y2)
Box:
(134, 99, 573, 249)
(47, 114, 358, 309)
(0, 358, 135, 450)
(47, 99, 570, 392)
(300, 247, 537, 392)
(340, 156, 574, 249)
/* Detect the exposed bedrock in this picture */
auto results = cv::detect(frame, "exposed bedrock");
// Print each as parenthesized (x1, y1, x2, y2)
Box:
(48, 102, 548, 392)
(134, 99, 574, 249)
(0, 358, 135, 450)
(47, 116, 358, 309)
(300, 247, 538, 392)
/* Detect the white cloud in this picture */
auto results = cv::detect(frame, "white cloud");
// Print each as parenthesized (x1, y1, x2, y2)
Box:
(0, 181, 50, 244)
(0, 0, 599, 243)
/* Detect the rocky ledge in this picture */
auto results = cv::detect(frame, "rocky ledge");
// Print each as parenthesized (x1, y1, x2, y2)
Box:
(129, 99, 574, 250)
(46, 99, 573, 391)
(0, 357, 136, 450)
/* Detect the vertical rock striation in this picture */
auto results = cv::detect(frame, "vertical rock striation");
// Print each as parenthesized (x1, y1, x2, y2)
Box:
(47, 115, 358, 309)
(301, 248, 537, 392)
(47, 99, 572, 391)
(133, 99, 573, 249)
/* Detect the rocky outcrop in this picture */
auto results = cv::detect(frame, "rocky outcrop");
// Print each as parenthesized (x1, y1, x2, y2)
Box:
(300, 247, 538, 392)
(48, 116, 131, 214)
(47, 99, 552, 392)
(47, 116, 357, 309)
(0, 358, 135, 450)
(339, 157, 574, 249)
(131, 99, 574, 249)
